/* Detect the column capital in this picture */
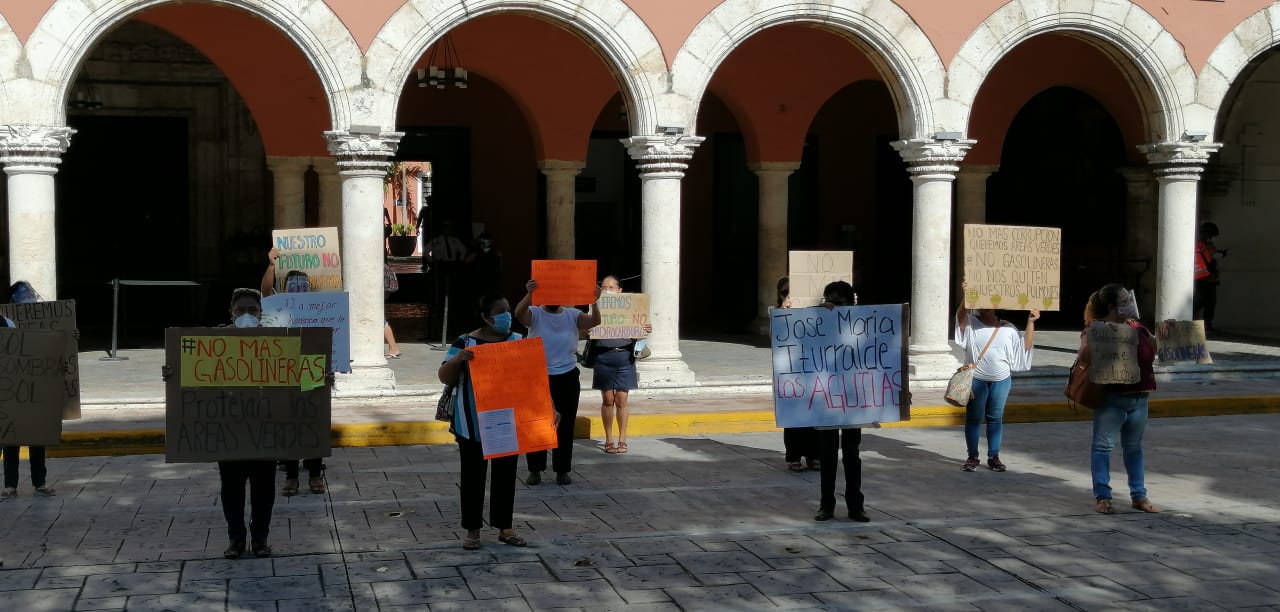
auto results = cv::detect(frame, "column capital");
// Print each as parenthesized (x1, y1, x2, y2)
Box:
(537, 159, 586, 176)
(324, 130, 403, 175)
(0, 125, 75, 171)
(1139, 141, 1223, 180)
(892, 138, 975, 178)
(748, 161, 801, 176)
(622, 135, 705, 178)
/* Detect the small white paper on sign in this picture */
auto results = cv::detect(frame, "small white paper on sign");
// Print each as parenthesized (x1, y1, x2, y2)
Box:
(476, 407, 519, 457)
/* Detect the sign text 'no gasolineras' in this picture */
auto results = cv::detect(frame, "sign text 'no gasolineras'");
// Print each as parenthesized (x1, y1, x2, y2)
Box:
(179, 335, 326, 390)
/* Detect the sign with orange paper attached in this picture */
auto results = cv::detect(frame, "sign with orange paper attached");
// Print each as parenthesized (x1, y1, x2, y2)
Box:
(531, 260, 597, 306)
(468, 337, 558, 459)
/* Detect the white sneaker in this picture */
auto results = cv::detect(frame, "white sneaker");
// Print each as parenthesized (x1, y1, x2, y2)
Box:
(0, 487, 16, 499)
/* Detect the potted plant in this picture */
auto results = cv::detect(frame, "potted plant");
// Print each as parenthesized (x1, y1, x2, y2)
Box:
(387, 223, 417, 257)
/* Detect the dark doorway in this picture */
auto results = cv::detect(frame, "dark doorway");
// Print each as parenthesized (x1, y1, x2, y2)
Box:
(58, 115, 192, 347)
(574, 132, 642, 285)
(988, 86, 1128, 327)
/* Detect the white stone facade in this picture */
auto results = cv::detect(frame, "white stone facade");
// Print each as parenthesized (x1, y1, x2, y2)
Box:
(6, 0, 1280, 390)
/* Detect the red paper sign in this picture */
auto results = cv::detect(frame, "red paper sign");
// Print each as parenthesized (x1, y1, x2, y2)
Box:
(468, 338, 558, 459)
(531, 260, 597, 306)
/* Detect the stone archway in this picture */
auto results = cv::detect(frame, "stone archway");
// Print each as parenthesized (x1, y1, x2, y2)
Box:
(1198, 5, 1280, 136)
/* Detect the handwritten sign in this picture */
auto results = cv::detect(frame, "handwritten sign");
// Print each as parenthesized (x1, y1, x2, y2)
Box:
(1086, 322, 1140, 384)
(788, 251, 853, 307)
(963, 224, 1061, 311)
(589, 293, 650, 339)
(165, 327, 332, 462)
(262, 292, 351, 372)
(1156, 320, 1212, 365)
(771, 304, 910, 428)
(531, 260, 597, 306)
(272, 227, 342, 292)
(468, 338, 558, 459)
(0, 300, 80, 419)
(0, 329, 71, 446)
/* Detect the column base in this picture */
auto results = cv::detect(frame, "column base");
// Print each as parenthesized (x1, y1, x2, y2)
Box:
(636, 357, 697, 388)
(907, 346, 961, 388)
(335, 365, 397, 398)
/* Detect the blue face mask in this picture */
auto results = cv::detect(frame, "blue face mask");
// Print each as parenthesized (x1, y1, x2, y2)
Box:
(234, 313, 260, 328)
(489, 311, 512, 334)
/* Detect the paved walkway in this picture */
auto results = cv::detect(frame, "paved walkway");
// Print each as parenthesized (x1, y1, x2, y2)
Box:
(2, 415, 1278, 610)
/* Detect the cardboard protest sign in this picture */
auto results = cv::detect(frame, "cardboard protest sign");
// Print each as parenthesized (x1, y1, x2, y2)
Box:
(262, 292, 351, 372)
(771, 304, 910, 428)
(0, 299, 80, 419)
(1156, 320, 1212, 365)
(589, 293, 650, 339)
(1086, 322, 1140, 384)
(272, 227, 342, 292)
(0, 329, 71, 446)
(467, 337, 558, 459)
(963, 224, 1061, 311)
(165, 327, 332, 462)
(531, 260, 597, 306)
(788, 251, 853, 307)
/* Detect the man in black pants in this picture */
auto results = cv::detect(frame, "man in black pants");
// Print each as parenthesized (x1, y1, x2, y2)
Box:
(813, 281, 870, 523)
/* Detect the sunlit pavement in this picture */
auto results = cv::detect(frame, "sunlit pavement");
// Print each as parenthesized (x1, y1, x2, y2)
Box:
(2, 414, 1277, 610)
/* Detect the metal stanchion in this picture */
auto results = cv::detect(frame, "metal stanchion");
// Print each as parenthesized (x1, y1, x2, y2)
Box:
(100, 278, 128, 361)
(431, 274, 450, 351)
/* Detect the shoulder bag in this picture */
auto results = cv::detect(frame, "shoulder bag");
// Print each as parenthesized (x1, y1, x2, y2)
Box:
(944, 326, 1001, 407)
(1064, 357, 1104, 410)
(435, 335, 473, 422)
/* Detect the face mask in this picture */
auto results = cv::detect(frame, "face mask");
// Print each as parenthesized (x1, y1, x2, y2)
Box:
(603, 289, 619, 294)
(1118, 290, 1139, 320)
(489, 311, 512, 334)
(285, 275, 310, 293)
(234, 313, 260, 328)
(11, 283, 41, 304)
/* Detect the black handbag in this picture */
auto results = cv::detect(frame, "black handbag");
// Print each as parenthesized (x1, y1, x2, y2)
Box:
(577, 339, 598, 368)
(435, 385, 456, 422)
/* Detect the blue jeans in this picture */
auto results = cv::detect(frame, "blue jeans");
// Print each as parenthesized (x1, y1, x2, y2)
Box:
(1090, 393, 1149, 501)
(965, 377, 1011, 458)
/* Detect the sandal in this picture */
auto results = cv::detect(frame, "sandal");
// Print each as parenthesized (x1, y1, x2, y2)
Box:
(1095, 498, 1115, 514)
(463, 536, 481, 551)
(787, 462, 804, 472)
(308, 476, 327, 494)
(615, 442, 628, 454)
(1131, 498, 1160, 513)
(497, 532, 528, 547)
(281, 478, 299, 497)
(604, 442, 617, 454)
(385, 353, 401, 359)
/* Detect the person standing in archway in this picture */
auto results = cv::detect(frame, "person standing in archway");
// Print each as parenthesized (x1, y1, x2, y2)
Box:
(1194, 222, 1227, 332)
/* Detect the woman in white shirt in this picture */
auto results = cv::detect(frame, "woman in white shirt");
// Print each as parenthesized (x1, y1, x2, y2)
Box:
(954, 294, 1038, 472)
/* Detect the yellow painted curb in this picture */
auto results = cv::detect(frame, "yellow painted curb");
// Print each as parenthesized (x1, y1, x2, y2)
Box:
(32, 395, 1280, 458)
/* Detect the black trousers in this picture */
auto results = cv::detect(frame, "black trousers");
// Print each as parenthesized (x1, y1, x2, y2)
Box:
(818, 429, 863, 512)
(458, 436, 518, 530)
(1194, 280, 1218, 325)
(284, 458, 325, 479)
(784, 428, 819, 463)
(526, 369, 581, 474)
(218, 460, 276, 541)
(2, 446, 47, 488)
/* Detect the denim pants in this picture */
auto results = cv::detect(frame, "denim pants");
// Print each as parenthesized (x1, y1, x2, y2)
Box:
(2, 446, 47, 488)
(1090, 393, 1149, 501)
(965, 377, 1011, 458)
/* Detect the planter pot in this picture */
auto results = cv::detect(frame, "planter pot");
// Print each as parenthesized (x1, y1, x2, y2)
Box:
(388, 235, 418, 257)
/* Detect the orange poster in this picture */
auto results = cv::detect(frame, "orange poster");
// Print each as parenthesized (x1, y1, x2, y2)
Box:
(531, 260, 597, 306)
(468, 337, 559, 459)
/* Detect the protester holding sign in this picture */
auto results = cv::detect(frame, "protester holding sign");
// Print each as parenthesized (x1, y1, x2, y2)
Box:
(813, 281, 869, 523)
(438, 293, 528, 550)
(265, 271, 328, 497)
(1, 281, 59, 500)
(954, 281, 1038, 473)
(1079, 284, 1159, 515)
(776, 276, 818, 472)
(516, 278, 602, 485)
(592, 276, 652, 455)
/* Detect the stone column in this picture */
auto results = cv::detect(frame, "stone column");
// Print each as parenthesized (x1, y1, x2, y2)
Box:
(622, 135, 704, 386)
(0, 125, 74, 299)
(325, 130, 403, 394)
(1119, 167, 1158, 321)
(954, 164, 996, 294)
(750, 162, 799, 334)
(266, 156, 311, 229)
(892, 138, 974, 382)
(1140, 141, 1222, 322)
(312, 156, 342, 230)
(538, 160, 586, 259)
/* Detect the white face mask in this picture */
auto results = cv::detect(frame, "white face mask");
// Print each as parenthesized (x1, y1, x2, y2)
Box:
(234, 313, 260, 328)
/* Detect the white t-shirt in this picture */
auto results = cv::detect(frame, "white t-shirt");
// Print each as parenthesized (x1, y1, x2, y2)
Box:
(529, 306, 583, 375)
(953, 314, 1033, 382)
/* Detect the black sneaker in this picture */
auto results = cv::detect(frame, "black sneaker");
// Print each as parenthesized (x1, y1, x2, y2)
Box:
(849, 508, 871, 523)
(962, 457, 980, 472)
(988, 456, 1007, 472)
(814, 507, 834, 521)
(555, 472, 572, 486)
(251, 539, 272, 557)
(525, 471, 542, 486)
(223, 540, 246, 559)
